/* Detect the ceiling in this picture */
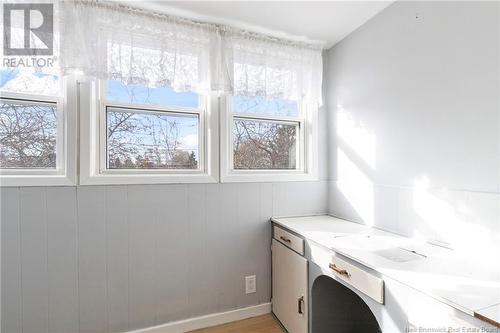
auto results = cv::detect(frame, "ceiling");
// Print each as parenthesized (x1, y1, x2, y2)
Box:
(127, 1, 394, 49)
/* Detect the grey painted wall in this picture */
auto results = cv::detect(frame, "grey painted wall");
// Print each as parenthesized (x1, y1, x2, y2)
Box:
(325, 1, 500, 252)
(1, 181, 328, 333)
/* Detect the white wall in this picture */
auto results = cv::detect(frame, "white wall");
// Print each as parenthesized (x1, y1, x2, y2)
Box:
(326, 1, 500, 252)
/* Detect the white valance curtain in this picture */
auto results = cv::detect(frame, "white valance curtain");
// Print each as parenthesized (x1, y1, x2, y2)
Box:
(219, 30, 323, 105)
(61, 0, 217, 93)
(60, 0, 323, 105)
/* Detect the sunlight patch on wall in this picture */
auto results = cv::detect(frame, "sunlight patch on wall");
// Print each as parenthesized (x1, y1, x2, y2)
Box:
(336, 107, 376, 169)
(412, 176, 498, 258)
(337, 148, 374, 226)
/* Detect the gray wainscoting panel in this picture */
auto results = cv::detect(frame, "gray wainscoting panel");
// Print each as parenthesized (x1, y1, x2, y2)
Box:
(186, 184, 212, 317)
(1, 188, 21, 333)
(46, 187, 79, 333)
(77, 186, 107, 333)
(1, 180, 328, 333)
(237, 183, 264, 308)
(258, 183, 274, 304)
(155, 184, 189, 324)
(105, 186, 129, 333)
(19, 188, 49, 333)
(128, 186, 159, 330)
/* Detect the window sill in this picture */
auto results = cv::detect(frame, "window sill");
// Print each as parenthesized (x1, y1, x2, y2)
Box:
(79, 172, 219, 185)
(0, 174, 76, 187)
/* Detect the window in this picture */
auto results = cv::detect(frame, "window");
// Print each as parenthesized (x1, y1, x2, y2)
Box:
(63, 0, 321, 185)
(218, 35, 321, 182)
(233, 119, 297, 170)
(0, 98, 57, 169)
(0, 68, 77, 186)
(79, 79, 218, 185)
(104, 80, 201, 171)
(221, 94, 318, 182)
(106, 107, 199, 170)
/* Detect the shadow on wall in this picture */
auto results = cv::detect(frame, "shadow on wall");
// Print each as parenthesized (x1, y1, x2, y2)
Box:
(330, 106, 500, 257)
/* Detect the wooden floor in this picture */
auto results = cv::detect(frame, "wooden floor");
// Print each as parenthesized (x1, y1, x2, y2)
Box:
(188, 314, 284, 333)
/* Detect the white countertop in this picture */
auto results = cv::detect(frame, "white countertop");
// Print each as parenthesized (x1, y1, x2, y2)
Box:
(271, 215, 500, 327)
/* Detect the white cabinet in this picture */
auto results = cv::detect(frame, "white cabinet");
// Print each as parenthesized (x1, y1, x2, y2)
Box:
(272, 239, 308, 333)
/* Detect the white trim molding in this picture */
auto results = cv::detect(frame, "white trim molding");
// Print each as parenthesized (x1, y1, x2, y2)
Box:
(127, 303, 271, 333)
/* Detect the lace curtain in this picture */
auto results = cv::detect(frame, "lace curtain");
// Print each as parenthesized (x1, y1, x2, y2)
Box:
(219, 29, 323, 104)
(60, 0, 323, 105)
(60, 0, 217, 93)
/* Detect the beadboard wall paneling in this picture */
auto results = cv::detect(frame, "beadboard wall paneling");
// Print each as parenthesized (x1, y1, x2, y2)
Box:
(1, 181, 327, 333)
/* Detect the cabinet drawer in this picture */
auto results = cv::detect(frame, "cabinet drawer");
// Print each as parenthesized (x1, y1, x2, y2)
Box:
(274, 226, 304, 255)
(310, 243, 384, 304)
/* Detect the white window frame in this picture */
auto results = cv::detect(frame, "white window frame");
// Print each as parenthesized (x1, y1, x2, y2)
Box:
(0, 76, 78, 186)
(220, 95, 318, 182)
(79, 79, 219, 185)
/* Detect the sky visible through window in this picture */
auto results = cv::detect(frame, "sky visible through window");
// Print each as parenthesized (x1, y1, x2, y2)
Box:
(1, 69, 52, 87)
(0, 69, 18, 87)
(232, 95, 299, 117)
(107, 80, 198, 108)
(0, 68, 59, 96)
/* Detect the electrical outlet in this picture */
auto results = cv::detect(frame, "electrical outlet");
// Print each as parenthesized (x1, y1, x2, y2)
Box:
(245, 275, 256, 294)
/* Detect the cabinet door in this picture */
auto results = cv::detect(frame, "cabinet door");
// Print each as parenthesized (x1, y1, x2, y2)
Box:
(272, 239, 308, 333)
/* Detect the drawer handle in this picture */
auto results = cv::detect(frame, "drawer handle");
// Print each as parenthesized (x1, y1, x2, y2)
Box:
(329, 263, 350, 277)
(298, 296, 305, 315)
(279, 236, 291, 243)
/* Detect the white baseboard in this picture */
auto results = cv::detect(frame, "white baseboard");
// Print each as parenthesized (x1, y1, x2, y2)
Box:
(127, 302, 272, 333)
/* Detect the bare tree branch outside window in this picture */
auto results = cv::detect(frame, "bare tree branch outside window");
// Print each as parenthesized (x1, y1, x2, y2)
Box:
(0, 99, 57, 168)
(232, 95, 298, 170)
(233, 119, 297, 169)
(106, 108, 199, 169)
